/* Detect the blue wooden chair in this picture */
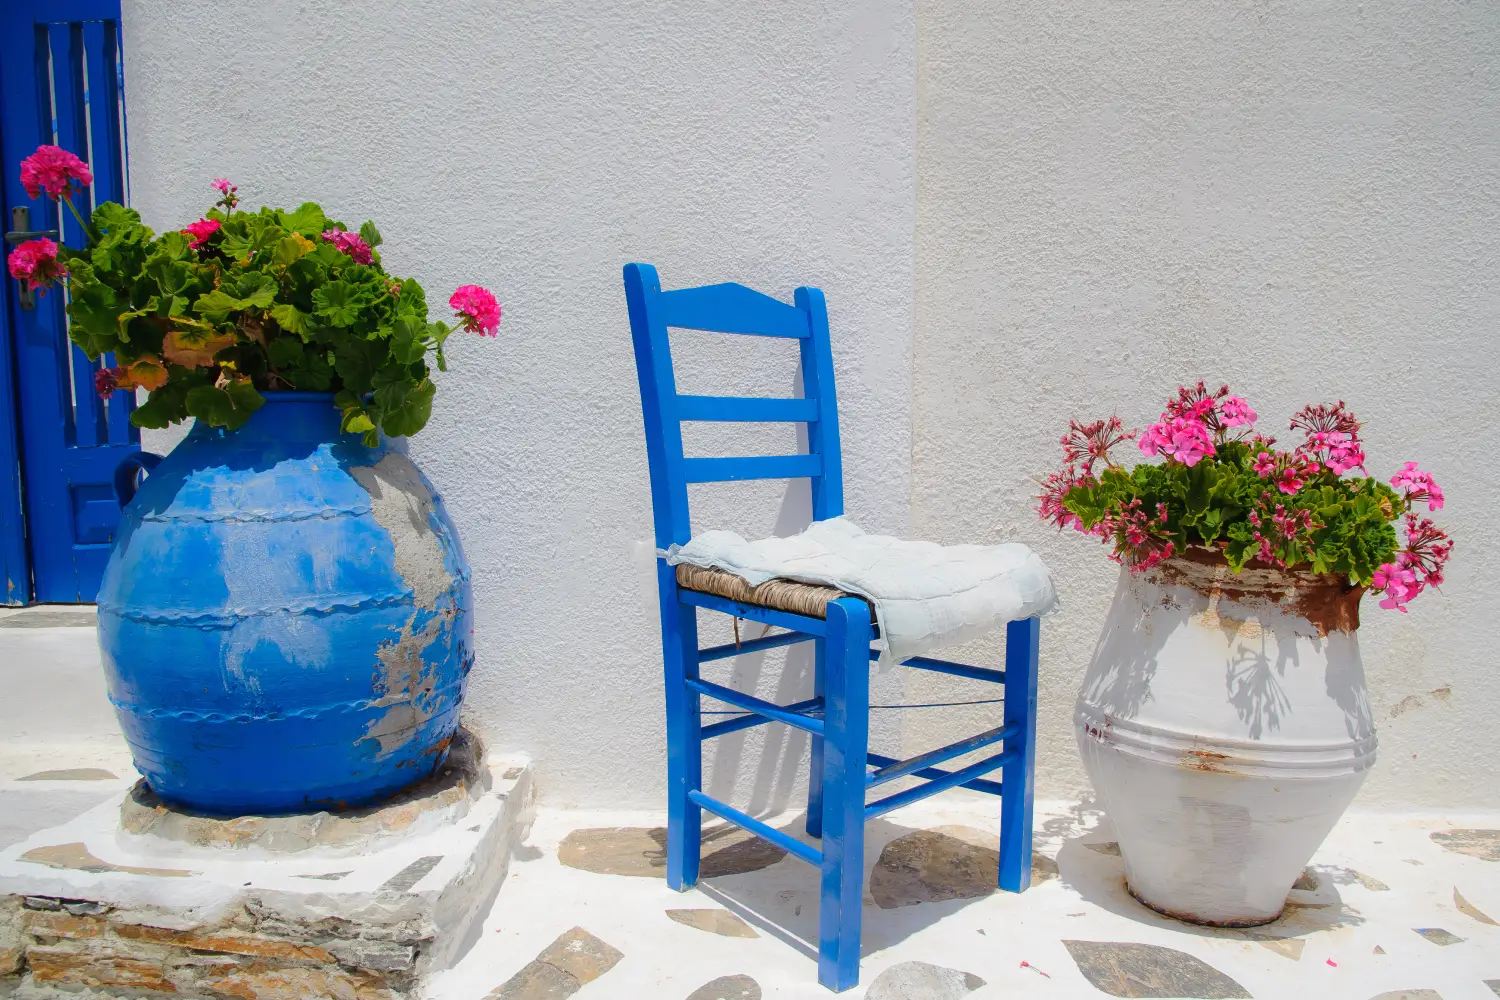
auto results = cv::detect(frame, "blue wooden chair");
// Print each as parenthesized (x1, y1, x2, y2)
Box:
(624, 263, 1041, 992)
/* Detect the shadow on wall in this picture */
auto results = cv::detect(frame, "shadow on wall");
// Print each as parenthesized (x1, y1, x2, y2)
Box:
(1079, 570, 1373, 744)
(701, 414, 816, 817)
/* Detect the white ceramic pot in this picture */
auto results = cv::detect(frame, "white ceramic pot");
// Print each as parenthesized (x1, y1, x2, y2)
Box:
(1075, 548, 1376, 925)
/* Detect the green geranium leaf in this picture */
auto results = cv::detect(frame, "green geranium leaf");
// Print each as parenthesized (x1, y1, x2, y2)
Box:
(194, 288, 245, 324)
(67, 282, 126, 341)
(281, 202, 328, 236)
(129, 381, 188, 428)
(272, 233, 313, 266)
(112, 306, 153, 340)
(342, 408, 376, 434)
(270, 303, 307, 335)
(371, 363, 412, 410)
(290, 351, 333, 391)
(183, 385, 232, 426)
(390, 316, 427, 365)
(313, 280, 376, 327)
(92, 202, 143, 234)
(223, 380, 265, 427)
(359, 220, 382, 248)
(379, 377, 435, 438)
(184, 381, 262, 430)
(144, 257, 191, 297)
(268, 338, 305, 370)
(234, 272, 278, 308)
(332, 337, 387, 393)
(396, 277, 426, 314)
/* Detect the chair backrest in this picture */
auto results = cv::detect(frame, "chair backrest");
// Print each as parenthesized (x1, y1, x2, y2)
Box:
(624, 263, 843, 550)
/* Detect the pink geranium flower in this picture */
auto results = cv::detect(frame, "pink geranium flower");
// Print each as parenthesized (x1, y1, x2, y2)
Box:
(1037, 465, 1094, 533)
(183, 218, 221, 250)
(94, 367, 121, 400)
(321, 228, 374, 265)
(1137, 422, 1170, 458)
(1252, 451, 1275, 477)
(19, 145, 92, 200)
(1219, 395, 1257, 427)
(1325, 440, 1365, 475)
(1280, 455, 1320, 495)
(7, 237, 66, 291)
(1390, 461, 1444, 511)
(209, 177, 240, 212)
(1372, 561, 1419, 612)
(450, 284, 502, 336)
(1167, 418, 1215, 466)
(1400, 514, 1453, 590)
(1059, 417, 1136, 474)
(1140, 415, 1215, 466)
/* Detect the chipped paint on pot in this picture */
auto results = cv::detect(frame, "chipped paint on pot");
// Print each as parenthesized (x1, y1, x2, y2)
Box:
(1076, 550, 1375, 926)
(98, 393, 473, 815)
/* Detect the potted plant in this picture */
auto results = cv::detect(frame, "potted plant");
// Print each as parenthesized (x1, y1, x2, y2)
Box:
(8, 145, 501, 815)
(1038, 383, 1451, 925)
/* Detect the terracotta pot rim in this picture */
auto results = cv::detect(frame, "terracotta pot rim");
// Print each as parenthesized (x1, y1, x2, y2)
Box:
(1136, 544, 1365, 635)
(1164, 543, 1362, 591)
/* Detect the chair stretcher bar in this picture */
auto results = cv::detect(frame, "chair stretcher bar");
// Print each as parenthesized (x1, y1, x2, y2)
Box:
(697, 629, 813, 663)
(686, 677, 825, 735)
(869, 647, 1006, 685)
(865, 722, 1018, 787)
(688, 789, 823, 867)
(701, 697, 824, 739)
(864, 749, 1014, 819)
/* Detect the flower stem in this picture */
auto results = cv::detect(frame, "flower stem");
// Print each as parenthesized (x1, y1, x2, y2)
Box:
(59, 193, 96, 244)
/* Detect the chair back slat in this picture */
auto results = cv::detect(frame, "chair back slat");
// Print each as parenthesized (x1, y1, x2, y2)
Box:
(660, 282, 811, 338)
(625, 263, 845, 548)
(684, 454, 823, 484)
(675, 395, 819, 423)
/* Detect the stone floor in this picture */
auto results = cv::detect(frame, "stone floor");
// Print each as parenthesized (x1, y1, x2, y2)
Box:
(3, 745, 1498, 998)
(422, 799, 1500, 1000)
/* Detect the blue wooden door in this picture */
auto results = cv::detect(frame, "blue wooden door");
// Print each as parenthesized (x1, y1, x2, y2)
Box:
(1, 0, 137, 603)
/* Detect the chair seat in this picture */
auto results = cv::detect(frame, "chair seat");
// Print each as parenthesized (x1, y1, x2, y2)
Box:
(671, 517, 1055, 666)
(676, 563, 869, 619)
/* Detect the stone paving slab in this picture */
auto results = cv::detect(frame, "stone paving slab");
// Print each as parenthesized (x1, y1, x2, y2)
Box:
(424, 801, 1500, 1000)
(5, 744, 1498, 999)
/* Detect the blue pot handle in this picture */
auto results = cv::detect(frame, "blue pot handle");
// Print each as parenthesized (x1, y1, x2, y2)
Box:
(114, 452, 164, 507)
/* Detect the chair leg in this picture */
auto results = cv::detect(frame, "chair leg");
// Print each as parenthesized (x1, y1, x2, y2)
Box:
(659, 566, 702, 891)
(805, 636, 825, 838)
(999, 616, 1040, 892)
(817, 598, 870, 992)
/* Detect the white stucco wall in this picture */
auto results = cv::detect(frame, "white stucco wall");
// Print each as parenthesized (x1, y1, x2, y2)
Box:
(115, 0, 1496, 813)
(121, 0, 915, 806)
(911, 1, 1500, 809)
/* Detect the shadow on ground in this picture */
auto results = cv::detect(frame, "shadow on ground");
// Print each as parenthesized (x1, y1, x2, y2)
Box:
(557, 812, 1058, 962)
(1054, 832, 1367, 947)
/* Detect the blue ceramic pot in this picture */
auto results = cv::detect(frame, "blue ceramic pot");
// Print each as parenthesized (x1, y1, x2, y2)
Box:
(97, 392, 472, 815)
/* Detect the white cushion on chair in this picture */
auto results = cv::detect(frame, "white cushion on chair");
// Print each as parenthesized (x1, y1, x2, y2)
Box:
(666, 517, 1057, 669)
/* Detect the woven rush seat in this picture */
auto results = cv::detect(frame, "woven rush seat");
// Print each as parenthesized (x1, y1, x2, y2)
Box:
(675, 563, 869, 620)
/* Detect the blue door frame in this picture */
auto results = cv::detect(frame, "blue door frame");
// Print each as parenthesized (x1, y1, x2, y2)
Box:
(0, 0, 137, 604)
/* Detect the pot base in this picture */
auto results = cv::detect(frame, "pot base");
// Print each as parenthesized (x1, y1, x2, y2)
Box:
(1126, 880, 1283, 928)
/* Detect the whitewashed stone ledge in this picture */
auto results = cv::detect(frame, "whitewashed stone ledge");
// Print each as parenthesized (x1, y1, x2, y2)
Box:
(0, 747, 534, 999)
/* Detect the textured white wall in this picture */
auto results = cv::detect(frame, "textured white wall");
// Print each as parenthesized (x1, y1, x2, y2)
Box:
(119, 0, 1496, 812)
(912, 1, 1500, 808)
(121, 0, 915, 807)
